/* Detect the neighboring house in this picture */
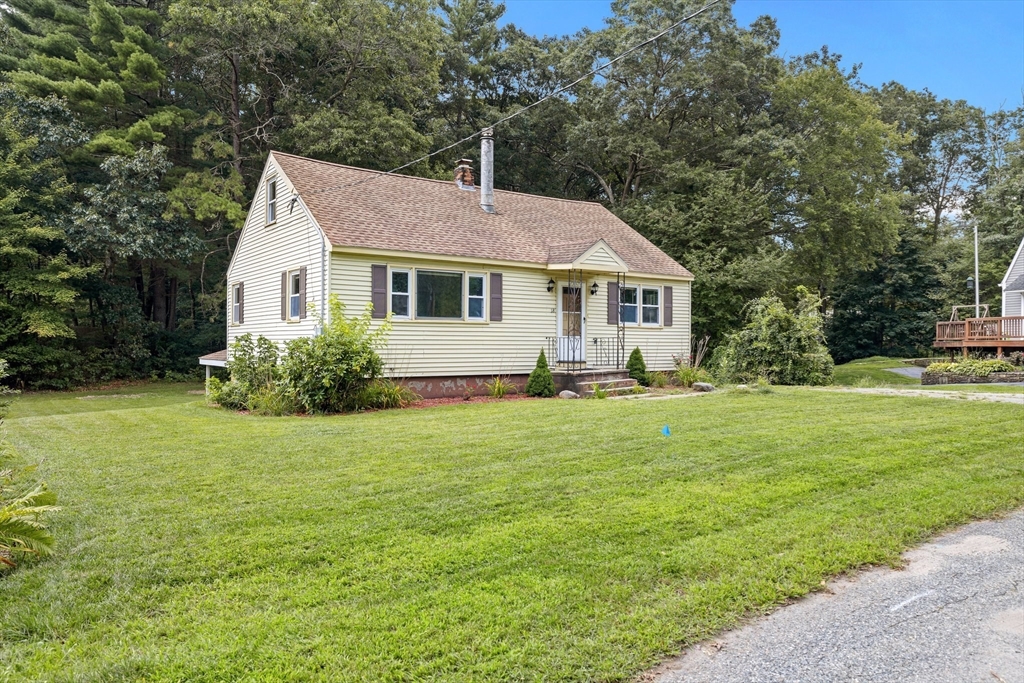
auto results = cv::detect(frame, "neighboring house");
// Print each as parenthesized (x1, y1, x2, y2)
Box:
(1001, 235, 1024, 317)
(201, 132, 694, 396)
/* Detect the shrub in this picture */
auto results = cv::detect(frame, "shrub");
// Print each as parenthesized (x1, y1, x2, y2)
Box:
(282, 296, 390, 414)
(247, 384, 296, 416)
(924, 359, 1015, 376)
(589, 382, 609, 399)
(675, 366, 712, 388)
(0, 360, 18, 419)
(717, 287, 835, 386)
(754, 376, 774, 394)
(525, 350, 556, 397)
(626, 347, 647, 385)
(485, 376, 517, 398)
(0, 364, 59, 570)
(360, 379, 419, 410)
(207, 334, 283, 411)
(645, 371, 668, 388)
(1006, 351, 1024, 367)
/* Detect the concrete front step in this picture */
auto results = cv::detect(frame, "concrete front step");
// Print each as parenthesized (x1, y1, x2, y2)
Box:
(578, 377, 639, 396)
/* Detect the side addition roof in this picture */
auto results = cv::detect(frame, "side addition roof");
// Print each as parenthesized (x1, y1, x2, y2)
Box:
(271, 152, 692, 279)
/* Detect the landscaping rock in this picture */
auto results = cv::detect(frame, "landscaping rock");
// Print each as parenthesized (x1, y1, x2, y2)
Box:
(558, 390, 580, 399)
(693, 382, 716, 392)
(735, 384, 748, 390)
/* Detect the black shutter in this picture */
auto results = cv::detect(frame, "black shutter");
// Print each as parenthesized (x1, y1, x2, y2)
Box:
(664, 286, 673, 327)
(238, 282, 244, 324)
(371, 265, 387, 319)
(607, 281, 619, 325)
(299, 266, 307, 319)
(489, 273, 502, 321)
(280, 271, 287, 320)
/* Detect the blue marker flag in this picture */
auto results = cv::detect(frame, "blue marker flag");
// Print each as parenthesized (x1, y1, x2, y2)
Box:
(662, 425, 671, 437)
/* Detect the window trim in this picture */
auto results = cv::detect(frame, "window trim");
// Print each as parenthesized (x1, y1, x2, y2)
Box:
(641, 286, 661, 327)
(389, 268, 411, 319)
(266, 178, 278, 225)
(231, 283, 242, 325)
(287, 268, 302, 321)
(467, 273, 486, 321)
(619, 285, 639, 325)
(415, 268, 465, 320)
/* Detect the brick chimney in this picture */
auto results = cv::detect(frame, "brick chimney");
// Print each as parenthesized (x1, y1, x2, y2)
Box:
(454, 158, 475, 190)
(480, 128, 495, 214)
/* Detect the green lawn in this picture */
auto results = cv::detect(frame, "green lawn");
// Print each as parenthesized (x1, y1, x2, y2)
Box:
(833, 356, 921, 385)
(2, 385, 1022, 682)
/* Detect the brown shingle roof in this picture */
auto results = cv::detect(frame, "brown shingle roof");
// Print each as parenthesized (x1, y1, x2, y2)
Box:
(272, 152, 692, 279)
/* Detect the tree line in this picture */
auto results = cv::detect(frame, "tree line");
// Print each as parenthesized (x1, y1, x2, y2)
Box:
(1, 0, 1021, 388)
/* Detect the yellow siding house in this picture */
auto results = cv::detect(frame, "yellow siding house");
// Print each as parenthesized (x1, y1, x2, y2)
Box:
(202, 139, 695, 397)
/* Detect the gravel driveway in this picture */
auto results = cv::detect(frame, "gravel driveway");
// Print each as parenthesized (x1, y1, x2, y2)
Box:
(652, 510, 1024, 683)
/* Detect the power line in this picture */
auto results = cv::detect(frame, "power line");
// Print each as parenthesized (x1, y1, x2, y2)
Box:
(300, 0, 722, 199)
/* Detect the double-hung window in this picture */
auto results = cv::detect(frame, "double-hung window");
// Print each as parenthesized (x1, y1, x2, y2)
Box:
(289, 270, 301, 319)
(641, 287, 660, 325)
(467, 274, 485, 320)
(266, 179, 277, 224)
(619, 286, 638, 324)
(231, 283, 242, 324)
(391, 269, 410, 318)
(416, 270, 463, 319)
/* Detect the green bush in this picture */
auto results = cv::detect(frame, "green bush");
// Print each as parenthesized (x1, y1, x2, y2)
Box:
(485, 376, 517, 399)
(589, 382, 609, 399)
(674, 366, 712, 388)
(206, 334, 282, 411)
(282, 296, 390, 414)
(925, 359, 1016, 376)
(717, 287, 835, 386)
(0, 359, 19, 419)
(645, 371, 668, 388)
(626, 347, 647, 385)
(359, 379, 419, 410)
(525, 350, 556, 397)
(247, 384, 296, 416)
(1, 362, 59, 570)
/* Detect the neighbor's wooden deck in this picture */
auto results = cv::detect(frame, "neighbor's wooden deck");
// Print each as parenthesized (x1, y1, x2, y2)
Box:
(934, 316, 1024, 353)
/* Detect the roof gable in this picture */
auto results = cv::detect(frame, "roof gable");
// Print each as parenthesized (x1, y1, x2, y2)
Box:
(269, 152, 692, 279)
(548, 239, 629, 273)
(1001, 235, 1024, 288)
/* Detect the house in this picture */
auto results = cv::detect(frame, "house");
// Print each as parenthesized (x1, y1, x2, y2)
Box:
(933, 234, 1024, 357)
(1001, 235, 1024, 317)
(201, 131, 694, 396)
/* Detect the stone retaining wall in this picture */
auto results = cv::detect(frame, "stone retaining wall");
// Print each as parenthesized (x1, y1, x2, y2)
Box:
(921, 371, 1024, 385)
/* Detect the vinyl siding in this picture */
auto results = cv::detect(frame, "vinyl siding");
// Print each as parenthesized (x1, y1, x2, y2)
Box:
(330, 253, 691, 376)
(591, 278, 691, 371)
(1004, 291, 1023, 317)
(580, 245, 621, 269)
(1002, 239, 1024, 316)
(225, 159, 326, 353)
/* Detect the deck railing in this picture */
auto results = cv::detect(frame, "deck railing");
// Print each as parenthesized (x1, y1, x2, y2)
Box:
(545, 336, 623, 369)
(935, 316, 1024, 342)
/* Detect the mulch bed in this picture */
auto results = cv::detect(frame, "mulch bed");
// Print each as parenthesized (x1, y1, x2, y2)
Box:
(406, 394, 543, 409)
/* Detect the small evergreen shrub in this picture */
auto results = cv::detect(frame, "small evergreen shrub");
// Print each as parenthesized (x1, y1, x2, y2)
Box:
(627, 347, 647, 385)
(485, 376, 516, 398)
(525, 350, 556, 397)
(925, 359, 1015, 376)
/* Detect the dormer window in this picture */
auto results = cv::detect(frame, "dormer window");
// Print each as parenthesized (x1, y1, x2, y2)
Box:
(266, 179, 277, 224)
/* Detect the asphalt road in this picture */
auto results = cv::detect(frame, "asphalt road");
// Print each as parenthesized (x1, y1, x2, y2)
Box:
(653, 510, 1024, 683)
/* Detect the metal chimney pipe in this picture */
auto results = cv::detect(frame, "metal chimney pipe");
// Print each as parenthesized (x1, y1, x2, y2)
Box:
(480, 128, 495, 214)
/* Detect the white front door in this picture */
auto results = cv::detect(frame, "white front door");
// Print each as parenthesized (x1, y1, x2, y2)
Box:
(557, 285, 586, 363)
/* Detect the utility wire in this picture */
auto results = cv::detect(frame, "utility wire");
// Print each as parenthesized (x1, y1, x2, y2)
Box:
(300, 0, 722, 199)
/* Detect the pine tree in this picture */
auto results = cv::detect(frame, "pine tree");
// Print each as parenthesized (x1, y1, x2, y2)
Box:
(626, 347, 647, 385)
(525, 349, 556, 397)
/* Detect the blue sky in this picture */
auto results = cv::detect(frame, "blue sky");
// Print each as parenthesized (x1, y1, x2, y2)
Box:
(499, 0, 1024, 112)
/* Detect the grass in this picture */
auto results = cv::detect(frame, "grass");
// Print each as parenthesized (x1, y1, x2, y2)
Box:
(833, 356, 1024, 394)
(1, 384, 1022, 681)
(833, 356, 921, 386)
